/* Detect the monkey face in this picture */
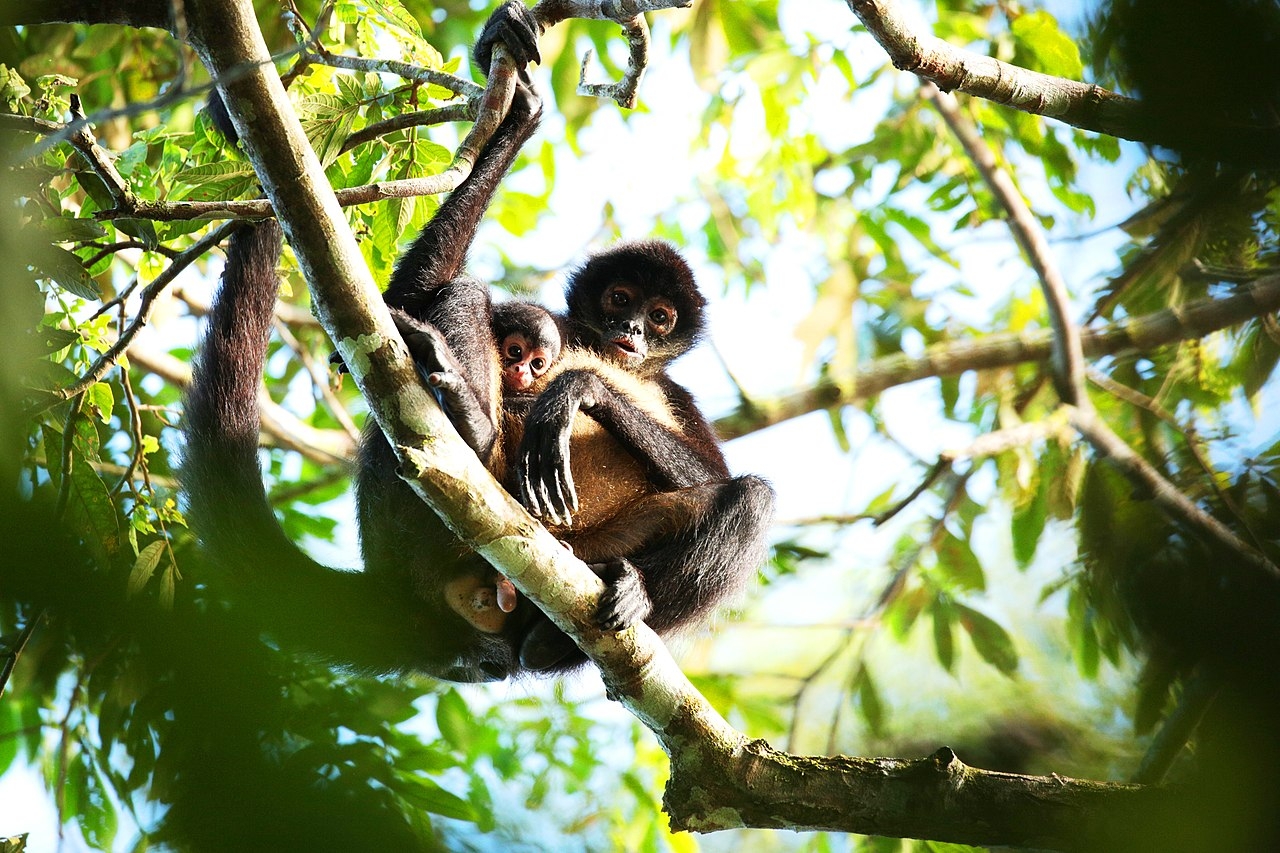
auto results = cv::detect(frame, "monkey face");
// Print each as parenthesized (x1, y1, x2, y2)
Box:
(597, 283, 678, 368)
(500, 332, 556, 391)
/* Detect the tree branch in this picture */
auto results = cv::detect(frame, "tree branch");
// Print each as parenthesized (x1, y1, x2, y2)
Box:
(925, 83, 1086, 406)
(1067, 405, 1279, 581)
(845, 0, 1155, 143)
(714, 275, 1280, 438)
(124, 343, 354, 464)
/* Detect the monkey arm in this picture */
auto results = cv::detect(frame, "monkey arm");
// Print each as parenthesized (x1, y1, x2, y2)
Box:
(517, 475, 777, 671)
(382, 5, 542, 314)
(515, 369, 726, 523)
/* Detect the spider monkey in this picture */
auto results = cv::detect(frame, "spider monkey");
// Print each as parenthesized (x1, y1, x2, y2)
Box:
(188, 0, 773, 680)
(493, 301, 562, 393)
(186, 2, 547, 682)
(440, 245, 776, 673)
(501, 242, 777, 670)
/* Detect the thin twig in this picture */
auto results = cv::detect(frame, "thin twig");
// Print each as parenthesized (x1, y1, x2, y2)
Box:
(1087, 368, 1267, 553)
(0, 612, 44, 697)
(925, 83, 1086, 406)
(1068, 405, 1279, 580)
(715, 273, 1280, 440)
(576, 15, 649, 108)
(28, 220, 241, 417)
(273, 317, 361, 442)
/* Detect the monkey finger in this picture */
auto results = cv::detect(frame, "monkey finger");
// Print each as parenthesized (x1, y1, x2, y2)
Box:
(516, 454, 543, 517)
(535, 473, 565, 527)
(523, 449, 562, 524)
(557, 432, 579, 514)
(542, 434, 574, 524)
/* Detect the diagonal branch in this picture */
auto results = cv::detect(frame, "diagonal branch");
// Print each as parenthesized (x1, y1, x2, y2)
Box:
(925, 83, 1086, 406)
(846, 0, 1150, 142)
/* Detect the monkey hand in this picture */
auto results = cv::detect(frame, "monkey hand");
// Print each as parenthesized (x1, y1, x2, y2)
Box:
(474, 1, 542, 78)
(515, 408, 576, 526)
(516, 372, 606, 525)
(509, 75, 543, 124)
(390, 309, 497, 459)
(592, 559, 652, 631)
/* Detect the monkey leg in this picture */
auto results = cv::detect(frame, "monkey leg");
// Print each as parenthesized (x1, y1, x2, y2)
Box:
(518, 475, 776, 672)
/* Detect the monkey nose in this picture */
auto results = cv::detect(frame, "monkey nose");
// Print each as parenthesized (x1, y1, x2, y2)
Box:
(509, 367, 534, 390)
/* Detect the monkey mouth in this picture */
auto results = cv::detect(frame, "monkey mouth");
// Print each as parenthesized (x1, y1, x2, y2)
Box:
(607, 337, 645, 363)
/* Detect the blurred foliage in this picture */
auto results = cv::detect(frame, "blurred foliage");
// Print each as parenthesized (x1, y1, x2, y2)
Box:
(2, 0, 1280, 850)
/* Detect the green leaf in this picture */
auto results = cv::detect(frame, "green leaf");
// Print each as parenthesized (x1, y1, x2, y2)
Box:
(33, 245, 101, 300)
(71, 753, 119, 851)
(1010, 11, 1082, 79)
(492, 191, 543, 237)
(41, 216, 107, 243)
(71, 415, 101, 462)
(67, 456, 121, 564)
(1011, 479, 1047, 569)
(37, 326, 81, 356)
(84, 381, 114, 425)
(827, 407, 851, 453)
(854, 665, 885, 737)
(113, 217, 160, 248)
(394, 776, 476, 822)
(0, 63, 30, 108)
(435, 690, 472, 752)
(127, 540, 166, 597)
(956, 603, 1018, 675)
(171, 160, 259, 202)
(937, 533, 985, 591)
(0, 702, 22, 773)
(298, 93, 361, 167)
(932, 599, 955, 672)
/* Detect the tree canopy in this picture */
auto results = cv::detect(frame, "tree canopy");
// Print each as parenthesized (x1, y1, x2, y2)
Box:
(2, 0, 1279, 851)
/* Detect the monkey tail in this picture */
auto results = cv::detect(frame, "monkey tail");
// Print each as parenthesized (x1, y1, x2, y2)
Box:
(183, 221, 448, 672)
(183, 220, 312, 575)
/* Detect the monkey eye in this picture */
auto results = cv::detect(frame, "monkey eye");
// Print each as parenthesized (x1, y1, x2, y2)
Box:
(609, 287, 631, 307)
(530, 357, 546, 373)
(506, 343, 524, 359)
(649, 308, 670, 326)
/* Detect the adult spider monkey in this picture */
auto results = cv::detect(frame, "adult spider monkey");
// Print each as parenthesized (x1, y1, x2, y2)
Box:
(427, 241, 777, 673)
(502, 242, 776, 671)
